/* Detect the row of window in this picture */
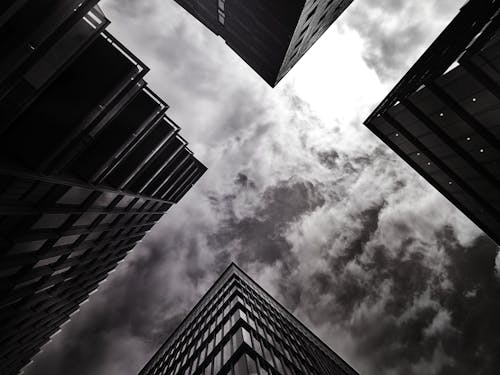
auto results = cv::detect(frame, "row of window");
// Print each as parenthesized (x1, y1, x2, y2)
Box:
(229, 284, 341, 375)
(151, 273, 245, 366)
(1, 251, 124, 369)
(0, 176, 153, 350)
(0, 179, 166, 266)
(231, 273, 351, 374)
(289, 0, 349, 63)
(150, 287, 247, 374)
(2, 214, 154, 272)
(218, 0, 226, 24)
(198, 326, 295, 375)
(172, 325, 246, 375)
(149, 302, 294, 375)
(372, 109, 500, 223)
(146, 272, 345, 375)
(372, 121, 500, 234)
(149, 276, 278, 372)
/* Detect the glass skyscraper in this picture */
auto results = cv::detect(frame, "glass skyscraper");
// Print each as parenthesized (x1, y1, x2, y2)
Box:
(0, 2, 205, 373)
(365, 0, 500, 245)
(173, 0, 354, 87)
(139, 263, 358, 375)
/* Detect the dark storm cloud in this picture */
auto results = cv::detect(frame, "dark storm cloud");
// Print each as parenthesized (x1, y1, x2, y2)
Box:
(208, 177, 326, 265)
(317, 150, 340, 170)
(439, 235, 500, 375)
(264, 225, 500, 375)
(344, 0, 462, 81)
(251, 213, 500, 374)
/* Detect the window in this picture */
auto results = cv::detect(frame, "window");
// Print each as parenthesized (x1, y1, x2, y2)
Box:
(10, 239, 46, 254)
(115, 195, 135, 208)
(224, 318, 231, 336)
(233, 355, 246, 375)
(242, 327, 252, 347)
(68, 248, 87, 259)
(100, 213, 118, 225)
(197, 349, 205, 368)
(188, 362, 196, 375)
(240, 310, 247, 322)
(32, 214, 69, 229)
(93, 191, 118, 208)
(258, 364, 269, 375)
(272, 351, 284, 373)
(218, 9, 225, 24)
(218, 0, 226, 24)
(53, 265, 71, 276)
(215, 327, 222, 346)
(207, 337, 214, 354)
(35, 255, 60, 268)
(74, 212, 100, 226)
(293, 37, 302, 51)
(246, 355, 258, 375)
(299, 24, 309, 37)
(57, 186, 93, 205)
(306, 6, 317, 21)
(85, 231, 103, 242)
(203, 361, 212, 375)
(54, 234, 80, 246)
(233, 328, 243, 350)
(262, 344, 272, 364)
(253, 335, 263, 358)
(223, 339, 232, 364)
(213, 350, 222, 374)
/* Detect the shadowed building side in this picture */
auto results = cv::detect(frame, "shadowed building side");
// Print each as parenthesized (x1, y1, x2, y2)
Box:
(139, 263, 359, 375)
(173, 0, 353, 87)
(0, 2, 206, 374)
(365, 0, 500, 245)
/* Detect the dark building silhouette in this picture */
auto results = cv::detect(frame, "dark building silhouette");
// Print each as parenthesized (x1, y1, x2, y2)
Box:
(365, 0, 500, 245)
(0, 2, 206, 374)
(140, 263, 358, 375)
(173, 0, 353, 87)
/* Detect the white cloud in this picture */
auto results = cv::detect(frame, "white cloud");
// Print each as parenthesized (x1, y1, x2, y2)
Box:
(424, 309, 453, 337)
(411, 344, 455, 375)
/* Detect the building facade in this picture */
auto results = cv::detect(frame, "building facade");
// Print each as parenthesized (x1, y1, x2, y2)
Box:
(173, 0, 353, 87)
(140, 263, 358, 375)
(364, 0, 500, 245)
(0, 2, 206, 374)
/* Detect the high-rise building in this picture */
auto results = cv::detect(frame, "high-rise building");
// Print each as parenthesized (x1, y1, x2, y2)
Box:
(0, 2, 206, 374)
(139, 263, 358, 375)
(173, 0, 353, 87)
(364, 0, 500, 245)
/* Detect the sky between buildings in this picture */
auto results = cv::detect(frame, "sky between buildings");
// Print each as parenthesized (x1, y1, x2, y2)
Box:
(24, 1, 500, 374)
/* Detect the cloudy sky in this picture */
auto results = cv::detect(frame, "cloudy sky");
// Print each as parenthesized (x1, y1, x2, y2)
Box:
(25, 1, 500, 374)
